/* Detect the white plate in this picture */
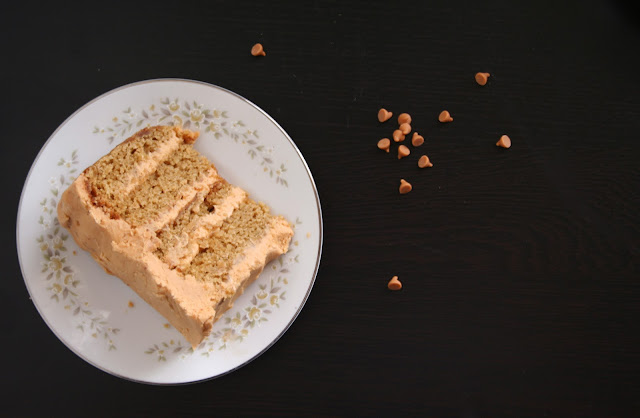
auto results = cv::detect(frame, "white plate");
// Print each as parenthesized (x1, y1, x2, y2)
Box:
(16, 79, 322, 384)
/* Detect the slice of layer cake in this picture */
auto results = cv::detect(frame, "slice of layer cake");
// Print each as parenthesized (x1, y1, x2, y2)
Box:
(57, 126, 293, 347)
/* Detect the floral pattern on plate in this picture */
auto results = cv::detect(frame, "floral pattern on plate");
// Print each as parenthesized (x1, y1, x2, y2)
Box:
(37, 150, 120, 351)
(93, 98, 289, 186)
(17, 79, 321, 384)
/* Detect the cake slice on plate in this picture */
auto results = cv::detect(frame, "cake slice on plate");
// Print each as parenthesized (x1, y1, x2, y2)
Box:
(57, 125, 293, 347)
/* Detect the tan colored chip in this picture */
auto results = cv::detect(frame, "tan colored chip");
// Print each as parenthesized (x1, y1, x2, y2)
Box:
(418, 155, 433, 168)
(496, 135, 511, 148)
(388, 275, 402, 290)
(393, 129, 405, 142)
(378, 108, 393, 122)
(399, 179, 412, 194)
(438, 110, 453, 123)
(475, 72, 490, 86)
(411, 132, 424, 147)
(398, 145, 410, 159)
(398, 113, 412, 125)
(399, 123, 411, 135)
(377, 138, 391, 152)
(251, 43, 266, 56)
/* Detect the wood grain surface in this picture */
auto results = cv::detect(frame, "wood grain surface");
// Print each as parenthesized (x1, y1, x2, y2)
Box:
(3, 0, 639, 416)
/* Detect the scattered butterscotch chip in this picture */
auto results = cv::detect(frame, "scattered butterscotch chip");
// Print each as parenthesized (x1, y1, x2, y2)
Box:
(475, 72, 490, 86)
(399, 179, 412, 194)
(251, 43, 266, 56)
(398, 113, 412, 125)
(393, 129, 405, 142)
(72, 250, 77, 256)
(378, 108, 393, 122)
(377, 138, 391, 152)
(418, 155, 433, 168)
(306, 232, 311, 238)
(399, 123, 411, 135)
(438, 110, 453, 123)
(398, 145, 410, 159)
(388, 276, 402, 290)
(164, 323, 171, 329)
(128, 301, 134, 308)
(411, 132, 424, 147)
(496, 135, 511, 148)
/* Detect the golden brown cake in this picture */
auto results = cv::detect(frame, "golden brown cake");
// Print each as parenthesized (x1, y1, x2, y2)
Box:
(57, 126, 293, 347)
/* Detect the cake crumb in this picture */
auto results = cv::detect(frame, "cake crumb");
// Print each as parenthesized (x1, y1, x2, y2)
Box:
(475, 72, 490, 86)
(306, 232, 311, 238)
(497, 135, 511, 148)
(128, 301, 134, 308)
(438, 110, 453, 123)
(72, 250, 77, 256)
(164, 323, 171, 329)
(251, 43, 266, 56)
(388, 276, 402, 290)
(378, 108, 393, 122)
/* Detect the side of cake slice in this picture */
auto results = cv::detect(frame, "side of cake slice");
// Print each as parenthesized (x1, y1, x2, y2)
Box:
(57, 126, 293, 347)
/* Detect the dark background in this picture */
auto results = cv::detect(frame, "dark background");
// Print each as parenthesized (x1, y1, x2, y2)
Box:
(3, 0, 639, 416)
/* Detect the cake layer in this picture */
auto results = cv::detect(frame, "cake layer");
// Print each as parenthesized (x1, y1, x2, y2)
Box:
(184, 199, 273, 284)
(208, 216, 294, 321)
(107, 144, 217, 228)
(85, 126, 197, 206)
(155, 179, 248, 269)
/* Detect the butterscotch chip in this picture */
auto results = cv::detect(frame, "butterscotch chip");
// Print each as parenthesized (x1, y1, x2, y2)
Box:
(399, 179, 412, 194)
(411, 132, 424, 147)
(128, 301, 134, 308)
(398, 145, 410, 159)
(475, 72, 490, 86)
(438, 110, 453, 123)
(418, 155, 433, 168)
(388, 275, 402, 290)
(496, 135, 511, 148)
(398, 113, 412, 125)
(393, 129, 405, 142)
(251, 43, 266, 56)
(378, 108, 393, 122)
(377, 138, 391, 152)
(399, 123, 411, 135)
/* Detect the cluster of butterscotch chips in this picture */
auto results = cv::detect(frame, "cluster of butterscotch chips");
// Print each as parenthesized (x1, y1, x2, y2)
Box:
(380, 72, 511, 291)
(378, 72, 511, 198)
(377, 110, 435, 196)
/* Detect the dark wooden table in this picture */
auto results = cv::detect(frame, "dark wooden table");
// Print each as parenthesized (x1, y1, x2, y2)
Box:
(4, 1, 639, 416)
